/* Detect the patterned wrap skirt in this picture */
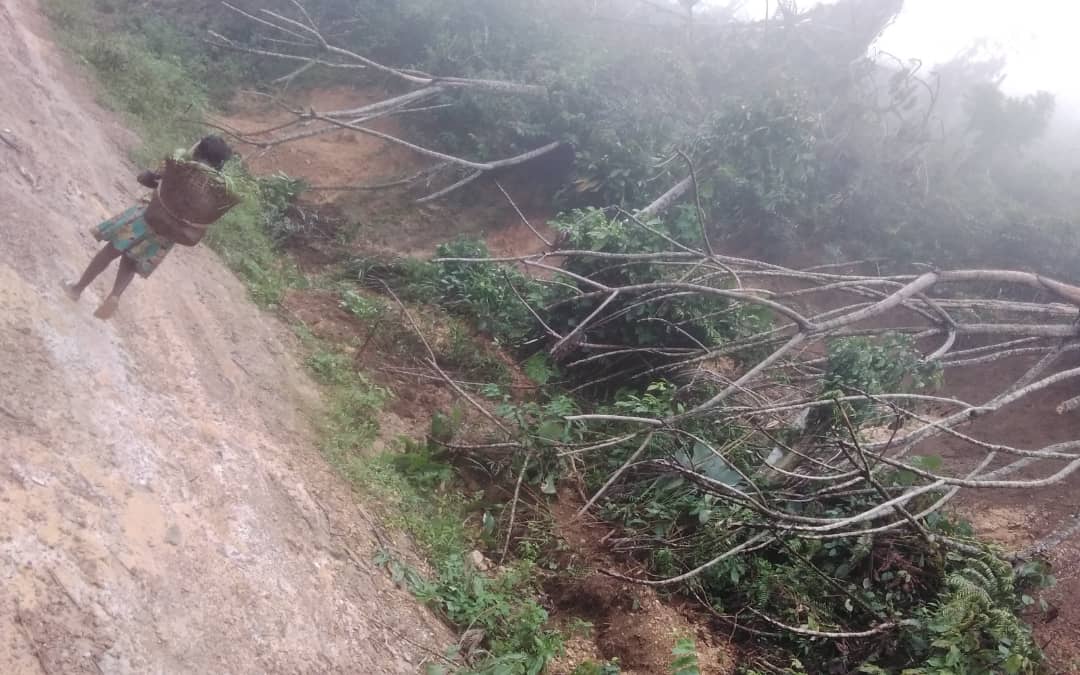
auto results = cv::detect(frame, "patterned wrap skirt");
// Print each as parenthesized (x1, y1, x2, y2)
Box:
(92, 205, 175, 278)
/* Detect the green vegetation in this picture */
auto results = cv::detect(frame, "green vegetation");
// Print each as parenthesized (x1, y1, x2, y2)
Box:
(196, 0, 1080, 277)
(381, 208, 1056, 673)
(432, 238, 554, 346)
(206, 171, 307, 307)
(352, 429, 566, 674)
(571, 662, 620, 675)
(46, 1, 1068, 673)
(670, 638, 701, 675)
(42, 0, 219, 163)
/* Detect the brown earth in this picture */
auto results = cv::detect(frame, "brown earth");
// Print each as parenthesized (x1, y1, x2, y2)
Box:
(544, 497, 735, 675)
(0, 2, 455, 673)
(221, 87, 556, 263)
(932, 351, 1080, 671)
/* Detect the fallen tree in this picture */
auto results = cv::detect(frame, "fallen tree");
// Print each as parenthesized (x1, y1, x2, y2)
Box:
(415, 197, 1073, 671)
(437, 227, 1080, 544)
(206, 1, 566, 202)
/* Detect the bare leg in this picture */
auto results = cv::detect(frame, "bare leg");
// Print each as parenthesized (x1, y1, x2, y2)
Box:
(65, 245, 123, 300)
(94, 256, 138, 320)
(108, 256, 138, 300)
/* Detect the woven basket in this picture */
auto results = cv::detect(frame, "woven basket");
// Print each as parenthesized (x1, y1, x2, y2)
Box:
(145, 159, 239, 236)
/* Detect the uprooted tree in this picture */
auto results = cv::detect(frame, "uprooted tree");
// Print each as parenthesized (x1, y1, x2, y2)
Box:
(208, 0, 1080, 670)
(425, 203, 1076, 671)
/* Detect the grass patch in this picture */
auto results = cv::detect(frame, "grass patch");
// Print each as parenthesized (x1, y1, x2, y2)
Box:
(307, 344, 389, 455)
(346, 438, 566, 674)
(41, 0, 250, 163)
(337, 284, 512, 386)
(42, 0, 209, 163)
(300, 335, 563, 673)
(298, 334, 564, 672)
(205, 178, 307, 308)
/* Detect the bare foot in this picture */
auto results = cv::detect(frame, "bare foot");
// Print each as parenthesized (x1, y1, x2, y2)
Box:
(62, 281, 81, 302)
(93, 296, 120, 320)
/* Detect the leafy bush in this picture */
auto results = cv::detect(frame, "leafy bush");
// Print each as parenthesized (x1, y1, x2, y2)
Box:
(819, 334, 942, 426)
(670, 638, 701, 675)
(440, 322, 512, 384)
(340, 289, 386, 323)
(357, 417, 566, 673)
(411, 556, 564, 672)
(542, 209, 772, 386)
(207, 171, 306, 307)
(571, 661, 621, 675)
(433, 238, 556, 345)
(561, 329, 1047, 673)
(599, 470, 1046, 674)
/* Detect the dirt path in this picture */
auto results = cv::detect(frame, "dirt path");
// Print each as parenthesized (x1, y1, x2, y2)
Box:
(0, 2, 451, 673)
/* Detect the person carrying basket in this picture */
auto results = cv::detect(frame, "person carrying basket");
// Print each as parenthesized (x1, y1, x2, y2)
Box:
(63, 135, 238, 320)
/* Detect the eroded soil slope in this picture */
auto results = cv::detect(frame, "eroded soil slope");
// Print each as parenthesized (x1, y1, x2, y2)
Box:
(0, 2, 450, 673)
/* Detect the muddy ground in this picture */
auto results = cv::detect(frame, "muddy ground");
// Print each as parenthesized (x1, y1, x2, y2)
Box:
(0, 2, 452, 673)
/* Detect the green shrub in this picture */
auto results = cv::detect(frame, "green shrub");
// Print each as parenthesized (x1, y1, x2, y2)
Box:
(571, 661, 621, 675)
(433, 237, 556, 346)
(340, 290, 386, 323)
(206, 172, 306, 307)
(356, 419, 566, 673)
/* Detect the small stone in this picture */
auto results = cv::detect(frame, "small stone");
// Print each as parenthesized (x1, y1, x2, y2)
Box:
(467, 550, 492, 573)
(164, 525, 182, 546)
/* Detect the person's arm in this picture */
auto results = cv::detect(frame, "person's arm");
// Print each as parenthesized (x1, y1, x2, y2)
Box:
(137, 157, 168, 189)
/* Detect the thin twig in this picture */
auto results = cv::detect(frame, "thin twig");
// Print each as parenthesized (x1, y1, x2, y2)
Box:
(381, 283, 513, 437)
(495, 180, 552, 246)
(677, 150, 715, 256)
(500, 451, 533, 564)
(747, 607, 899, 639)
(577, 431, 656, 517)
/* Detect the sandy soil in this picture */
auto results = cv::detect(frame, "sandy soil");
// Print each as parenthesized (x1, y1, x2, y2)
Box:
(220, 87, 556, 263)
(0, 2, 452, 673)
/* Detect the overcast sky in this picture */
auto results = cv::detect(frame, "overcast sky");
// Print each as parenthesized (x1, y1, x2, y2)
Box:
(875, 0, 1078, 103)
(728, 0, 1079, 104)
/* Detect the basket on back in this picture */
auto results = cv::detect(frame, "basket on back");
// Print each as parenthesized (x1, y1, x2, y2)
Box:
(145, 158, 240, 244)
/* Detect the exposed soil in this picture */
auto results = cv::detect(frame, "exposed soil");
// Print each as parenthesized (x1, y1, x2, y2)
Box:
(543, 497, 735, 675)
(221, 87, 423, 203)
(221, 88, 557, 263)
(929, 350, 1080, 670)
(0, 2, 453, 673)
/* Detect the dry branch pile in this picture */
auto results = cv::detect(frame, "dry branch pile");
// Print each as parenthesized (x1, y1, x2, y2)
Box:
(207, 1, 562, 201)
(437, 220, 1080, 584)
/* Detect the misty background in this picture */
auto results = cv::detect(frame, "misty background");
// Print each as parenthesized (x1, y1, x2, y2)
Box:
(738, 0, 1080, 160)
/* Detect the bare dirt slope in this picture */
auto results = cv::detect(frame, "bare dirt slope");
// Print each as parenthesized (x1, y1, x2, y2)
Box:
(0, 2, 452, 673)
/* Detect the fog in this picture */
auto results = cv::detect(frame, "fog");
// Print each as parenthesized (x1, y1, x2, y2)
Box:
(714, 0, 1080, 160)
(875, 0, 1080, 106)
(725, 1, 1078, 104)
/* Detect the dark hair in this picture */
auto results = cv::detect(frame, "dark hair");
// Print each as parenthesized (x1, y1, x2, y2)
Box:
(192, 135, 234, 171)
